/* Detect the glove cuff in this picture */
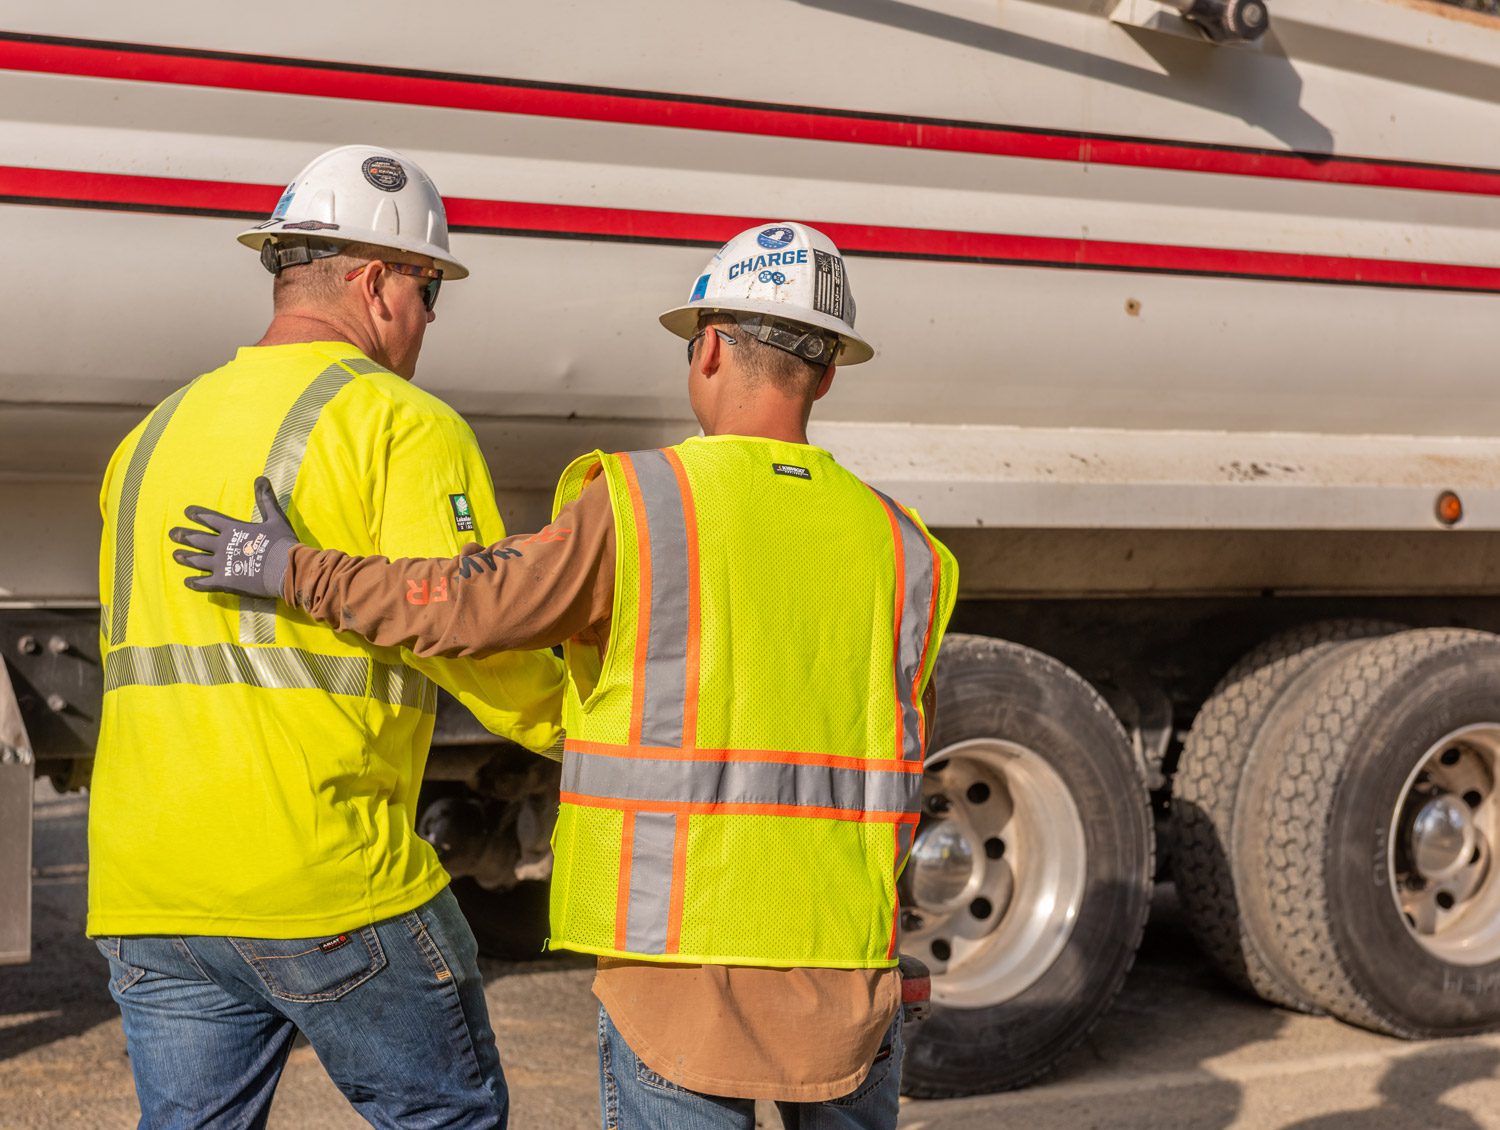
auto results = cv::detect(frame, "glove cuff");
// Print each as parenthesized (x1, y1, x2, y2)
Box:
(263, 536, 296, 601)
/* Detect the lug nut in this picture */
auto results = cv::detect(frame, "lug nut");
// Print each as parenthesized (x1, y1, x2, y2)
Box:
(47, 636, 71, 654)
(17, 636, 39, 655)
(926, 794, 951, 815)
(46, 694, 67, 713)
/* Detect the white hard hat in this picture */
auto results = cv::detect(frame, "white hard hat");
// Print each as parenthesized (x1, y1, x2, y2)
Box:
(237, 144, 468, 279)
(659, 222, 873, 365)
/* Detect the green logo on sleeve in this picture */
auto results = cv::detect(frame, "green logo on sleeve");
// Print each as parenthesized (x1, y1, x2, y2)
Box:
(449, 493, 475, 532)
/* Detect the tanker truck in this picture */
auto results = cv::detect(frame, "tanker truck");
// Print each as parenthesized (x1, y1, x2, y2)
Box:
(6, 0, 1500, 1097)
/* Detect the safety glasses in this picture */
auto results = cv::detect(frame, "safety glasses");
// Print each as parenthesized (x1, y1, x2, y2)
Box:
(687, 327, 737, 363)
(345, 260, 444, 312)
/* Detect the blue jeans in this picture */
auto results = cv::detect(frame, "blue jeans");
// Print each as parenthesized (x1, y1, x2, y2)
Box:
(95, 887, 506, 1130)
(597, 1004, 902, 1130)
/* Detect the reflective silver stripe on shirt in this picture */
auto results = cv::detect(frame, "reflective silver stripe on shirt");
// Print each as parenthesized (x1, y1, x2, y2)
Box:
(239, 361, 358, 646)
(370, 660, 438, 712)
(871, 489, 937, 763)
(109, 382, 195, 646)
(563, 749, 921, 815)
(336, 357, 390, 376)
(104, 642, 434, 711)
(623, 811, 678, 954)
(627, 450, 691, 750)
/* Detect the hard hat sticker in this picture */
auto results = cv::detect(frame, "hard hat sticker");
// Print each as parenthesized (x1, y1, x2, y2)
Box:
(757, 226, 796, 249)
(813, 250, 847, 320)
(690, 273, 711, 301)
(362, 156, 408, 193)
(281, 220, 340, 231)
(727, 248, 808, 281)
(270, 184, 296, 219)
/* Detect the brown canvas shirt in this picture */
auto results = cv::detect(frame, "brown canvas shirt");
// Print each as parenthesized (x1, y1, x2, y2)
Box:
(283, 479, 899, 1101)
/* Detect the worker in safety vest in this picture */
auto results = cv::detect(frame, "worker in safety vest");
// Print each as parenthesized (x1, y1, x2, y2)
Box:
(93, 145, 563, 1129)
(170, 222, 958, 1129)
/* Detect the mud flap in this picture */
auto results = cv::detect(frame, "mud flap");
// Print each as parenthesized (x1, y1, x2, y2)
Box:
(0, 658, 33, 965)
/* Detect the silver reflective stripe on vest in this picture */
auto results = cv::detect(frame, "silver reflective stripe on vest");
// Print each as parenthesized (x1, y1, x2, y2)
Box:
(239, 362, 357, 646)
(110, 382, 195, 646)
(623, 812, 678, 953)
(104, 642, 435, 711)
(564, 750, 921, 815)
(628, 450, 691, 749)
(872, 489, 937, 762)
(896, 821, 915, 872)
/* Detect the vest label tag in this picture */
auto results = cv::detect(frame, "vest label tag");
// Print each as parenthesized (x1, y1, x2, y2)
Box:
(772, 463, 811, 479)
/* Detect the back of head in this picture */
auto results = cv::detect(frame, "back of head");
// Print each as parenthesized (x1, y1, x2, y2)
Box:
(694, 311, 828, 402)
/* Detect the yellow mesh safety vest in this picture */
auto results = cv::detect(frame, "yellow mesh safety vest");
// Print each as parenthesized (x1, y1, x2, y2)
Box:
(92, 343, 565, 937)
(547, 435, 958, 968)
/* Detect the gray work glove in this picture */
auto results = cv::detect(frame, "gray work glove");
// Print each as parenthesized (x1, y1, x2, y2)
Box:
(169, 476, 301, 599)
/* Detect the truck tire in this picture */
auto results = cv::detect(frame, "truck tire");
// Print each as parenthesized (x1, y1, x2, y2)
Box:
(1172, 619, 1402, 1010)
(900, 634, 1153, 1096)
(1244, 628, 1500, 1036)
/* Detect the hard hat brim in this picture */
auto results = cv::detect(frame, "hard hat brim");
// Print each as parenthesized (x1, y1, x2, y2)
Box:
(236, 226, 470, 281)
(659, 299, 874, 365)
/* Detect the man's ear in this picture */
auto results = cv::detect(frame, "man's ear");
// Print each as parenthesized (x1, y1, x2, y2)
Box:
(356, 260, 393, 319)
(699, 325, 725, 378)
(813, 364, 837, 401)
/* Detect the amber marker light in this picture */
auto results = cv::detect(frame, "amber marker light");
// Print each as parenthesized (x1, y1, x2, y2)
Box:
(1436, 490, 1464, 527)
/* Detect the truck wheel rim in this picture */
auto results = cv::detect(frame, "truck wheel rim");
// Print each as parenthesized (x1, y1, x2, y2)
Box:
(903, 737, 1088, 1007)
(1388, 723, 1500, 965)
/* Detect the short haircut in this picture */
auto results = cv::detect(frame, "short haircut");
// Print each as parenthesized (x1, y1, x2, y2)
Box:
(699, 311, 827, 400)
(271, 240, 396, 310)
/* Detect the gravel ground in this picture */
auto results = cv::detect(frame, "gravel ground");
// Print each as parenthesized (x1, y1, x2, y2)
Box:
(6, 780, 1500, 1129)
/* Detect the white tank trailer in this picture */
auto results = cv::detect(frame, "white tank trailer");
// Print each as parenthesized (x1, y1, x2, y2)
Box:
(6, 0, 1500, 1096)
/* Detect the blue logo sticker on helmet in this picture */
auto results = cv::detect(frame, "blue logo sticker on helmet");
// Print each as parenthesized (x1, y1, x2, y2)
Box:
(690, 273, 711, 301)
(758, 270, 788, 285)
(270, 184, 296, 220)
(757, 226, 795, 250)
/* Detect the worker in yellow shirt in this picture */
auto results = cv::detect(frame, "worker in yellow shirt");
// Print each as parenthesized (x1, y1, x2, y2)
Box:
(94, 145, 563, 1129)
(172, 222, 958, 1129)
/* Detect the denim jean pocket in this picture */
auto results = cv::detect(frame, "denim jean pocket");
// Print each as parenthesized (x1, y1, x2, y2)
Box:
(229, 926, 386, 1003)
(94, 936, 146, 995)
(634, 1055, 692, 1094)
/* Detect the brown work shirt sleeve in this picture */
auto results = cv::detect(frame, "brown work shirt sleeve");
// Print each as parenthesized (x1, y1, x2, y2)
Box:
(282, 478, 615, 658)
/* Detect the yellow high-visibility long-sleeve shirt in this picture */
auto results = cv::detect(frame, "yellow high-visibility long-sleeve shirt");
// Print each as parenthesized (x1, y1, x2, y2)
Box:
(89, 342, 564, 937)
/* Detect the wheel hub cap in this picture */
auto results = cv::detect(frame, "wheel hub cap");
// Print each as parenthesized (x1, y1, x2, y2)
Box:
(1410, 795, 1475, 882)
(910, 821, 975, 909)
